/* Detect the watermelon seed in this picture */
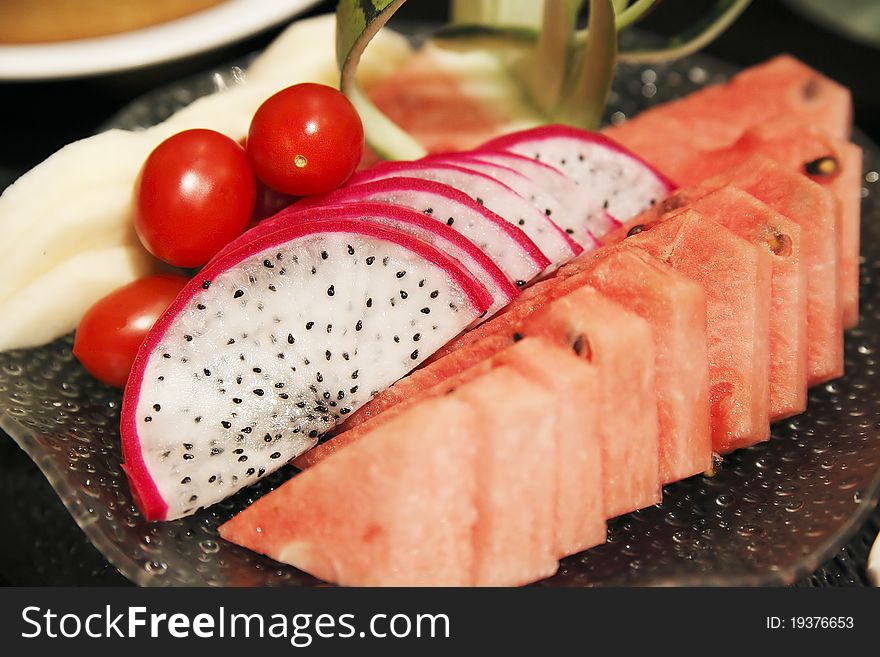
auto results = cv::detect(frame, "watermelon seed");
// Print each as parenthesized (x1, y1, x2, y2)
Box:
(804, 156, 838, 177)
(573, 334, 593, 361)
(627, 224, 646, 237)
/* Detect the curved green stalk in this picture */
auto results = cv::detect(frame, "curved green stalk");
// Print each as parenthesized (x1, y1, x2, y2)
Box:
(529, 0, 583, 114)
(614, 0, 658, 30)
(618, 0, 752, 63)
(556, 0, 617, 129)
(336, 0, 426, 160)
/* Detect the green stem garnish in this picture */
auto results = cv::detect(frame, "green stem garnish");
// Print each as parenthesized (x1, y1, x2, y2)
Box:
(618, 0, 751, 63)
(335, 0, 751, 160)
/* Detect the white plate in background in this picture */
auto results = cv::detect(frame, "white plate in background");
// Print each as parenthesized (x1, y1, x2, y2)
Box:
(0, 0, 321, 81)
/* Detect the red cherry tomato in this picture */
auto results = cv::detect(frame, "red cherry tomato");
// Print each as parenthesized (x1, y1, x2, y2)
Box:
(247, 83, 364, 196)
(73, 274, 189, 388)
(135, 129, 256, 268)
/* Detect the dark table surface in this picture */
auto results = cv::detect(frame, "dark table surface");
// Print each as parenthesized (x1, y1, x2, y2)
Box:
(1, 0, 878, 586)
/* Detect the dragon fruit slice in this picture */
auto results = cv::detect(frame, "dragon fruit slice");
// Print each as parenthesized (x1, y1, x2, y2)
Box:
(472, 150, 621, 247)
(121, 218, 493, 521)
(426, 151, 610, 250)
(296, 177, 550, 287)
(481, 125, 676, 222)
(225, 202, 518, 319)
(351, 161, 581, 268)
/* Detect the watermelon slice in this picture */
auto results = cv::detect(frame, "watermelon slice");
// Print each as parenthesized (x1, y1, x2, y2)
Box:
(296, 337, 606, 558)
(451, 367, 558, 586)
(301, 283, 659, 519)
(519, 286, 660, 517)
(220, 394, 479, 586)
(650, 118, 860, 330)
(609, 155, 842, 386)
(626, 211, 773, 453)
(677, 188, 807, 421)
(836, 141, 865, 328)
(609, 186, 808, 421)
(604, 54, 852, 177)
(494, 340, 605, 556)
(562, 245, 712, 483)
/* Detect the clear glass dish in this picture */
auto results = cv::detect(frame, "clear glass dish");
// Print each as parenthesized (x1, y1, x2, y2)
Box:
(2, 48, 879, 586)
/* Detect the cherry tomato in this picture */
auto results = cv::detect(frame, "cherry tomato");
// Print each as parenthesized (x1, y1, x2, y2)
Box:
(73, 274, 189, 388)
(135, 129, 256, 268)
(246, 83, 364, 196)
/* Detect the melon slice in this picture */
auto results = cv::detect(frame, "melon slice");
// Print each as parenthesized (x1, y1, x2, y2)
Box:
(655, 118, 860, 330)
(450, 367, 558, 586)
(562, 245, 712, 483)
(219, 394, 479, 586)
(301, 284, 659, 519)
(678, 188, 807, 421)
(604, 54, 852, 176)
(608, 155, 842, 386)
(493, 340, 605, 556)
(519, 287, 660, 517)
(609, 186, 808, 421)
(836, 141, 865, 328)
(626, 211, 773, 453)
(296, 337, 606, 558)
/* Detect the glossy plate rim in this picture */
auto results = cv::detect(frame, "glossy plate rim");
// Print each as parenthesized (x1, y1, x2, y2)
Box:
(0, 0, 320, 81)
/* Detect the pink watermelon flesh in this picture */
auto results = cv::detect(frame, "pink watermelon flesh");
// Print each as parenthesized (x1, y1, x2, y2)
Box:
(625, 211, 773, 453)
(451, 367, 558, 586)
(837, 141, 864, 328)
(520, 286, 661, 518)
(352, 160, 580, 267)
(679, 188, 808, 421)
(303, 283, 660, 520)
(480, 124, 676, 223)
(297, 337, 606, 558)
(647, 118, 859, 330)
(295, 176, 550, 286)
(122, 217, 493, 521)
(493, 340, 605, 556)
(604, 54, 852, 177)
(607, 186, 809, 421)
(563, 245, 712, 483)
(607, 155, 842, 385)
(220, 394, 479, 586)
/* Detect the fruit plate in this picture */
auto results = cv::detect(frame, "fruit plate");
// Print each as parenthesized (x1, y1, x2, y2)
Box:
(2, 46, 880, 587)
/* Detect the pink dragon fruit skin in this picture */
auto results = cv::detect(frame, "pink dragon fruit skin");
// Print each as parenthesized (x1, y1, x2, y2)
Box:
(121, 217, 493, 521)
(296, 176, 552, 286)
(350, 160, 582, 268)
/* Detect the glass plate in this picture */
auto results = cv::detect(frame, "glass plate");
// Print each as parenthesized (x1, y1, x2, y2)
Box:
(2, 48, 879, 587)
